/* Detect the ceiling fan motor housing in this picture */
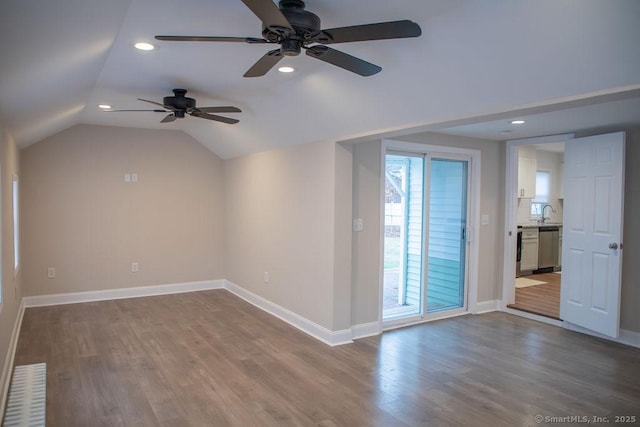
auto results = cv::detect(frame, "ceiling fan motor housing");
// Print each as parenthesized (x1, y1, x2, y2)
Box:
(262, 0, 321, 55)
(163, 89, 196, 117)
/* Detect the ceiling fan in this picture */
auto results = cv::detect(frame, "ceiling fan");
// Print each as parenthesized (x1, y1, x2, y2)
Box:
(105, 89, 242, 124)
(155, 0, 422, 77)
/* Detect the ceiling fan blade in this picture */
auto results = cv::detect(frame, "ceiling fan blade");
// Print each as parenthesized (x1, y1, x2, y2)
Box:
(305, 46, 381, 76)
(104, 109, 167, 112)
(190, 111, 239, 124)
(244, 49, 284, 77)
(196, 106, 242, 113)
(241, 0, 293, 35)
(314, 20, 422, 44)
(155, 35, 269, 44)
(161, 114, 177, 123)
(138, 98, 174, 110)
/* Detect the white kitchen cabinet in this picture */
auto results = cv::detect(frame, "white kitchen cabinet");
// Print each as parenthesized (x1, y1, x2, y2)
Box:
(517, 148, 537, 198)
(521, 228, 539, 271)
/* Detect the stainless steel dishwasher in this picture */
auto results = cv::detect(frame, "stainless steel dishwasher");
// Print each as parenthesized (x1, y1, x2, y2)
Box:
(538, 226, 559, 270)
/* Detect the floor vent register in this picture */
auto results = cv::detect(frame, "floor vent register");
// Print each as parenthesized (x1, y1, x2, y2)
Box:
(2, 363, 46, 427)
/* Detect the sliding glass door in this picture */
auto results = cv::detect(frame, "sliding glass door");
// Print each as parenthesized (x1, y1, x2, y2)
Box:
(383, 152, 469, 322)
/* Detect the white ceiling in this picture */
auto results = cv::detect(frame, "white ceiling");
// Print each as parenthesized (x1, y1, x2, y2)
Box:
(1, 0, 640, 159)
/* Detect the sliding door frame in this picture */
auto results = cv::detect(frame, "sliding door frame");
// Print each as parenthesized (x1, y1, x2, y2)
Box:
(380, 139, 481, 330)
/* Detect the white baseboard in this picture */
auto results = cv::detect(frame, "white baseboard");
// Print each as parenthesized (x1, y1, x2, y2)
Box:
(0, 299, 25, 419)
(22, 280, 225, 308)
(224, 280, 353, 346)
(473, 299, 500, 314)
(351, 321, 382, 340)
(564, 322, 640, 349)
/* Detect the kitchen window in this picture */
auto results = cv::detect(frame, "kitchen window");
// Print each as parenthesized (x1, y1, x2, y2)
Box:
(530, 170, 550, 218)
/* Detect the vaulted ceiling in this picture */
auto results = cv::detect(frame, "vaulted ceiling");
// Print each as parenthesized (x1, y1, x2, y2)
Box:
(1, 0, 639, 159)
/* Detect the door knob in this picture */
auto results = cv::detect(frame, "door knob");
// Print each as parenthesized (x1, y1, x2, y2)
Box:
(608, 242, 619, 250)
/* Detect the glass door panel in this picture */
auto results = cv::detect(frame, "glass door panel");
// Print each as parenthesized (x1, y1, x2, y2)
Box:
(383, 154, 424, 320)
(426, 158, 468, 313)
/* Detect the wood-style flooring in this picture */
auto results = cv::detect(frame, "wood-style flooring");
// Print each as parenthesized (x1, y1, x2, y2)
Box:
(510, 272, 561, 319)
(11, 290, 640, 426)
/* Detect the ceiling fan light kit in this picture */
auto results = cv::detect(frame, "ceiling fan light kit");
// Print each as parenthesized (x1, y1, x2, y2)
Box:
(155, 0, 422, 77)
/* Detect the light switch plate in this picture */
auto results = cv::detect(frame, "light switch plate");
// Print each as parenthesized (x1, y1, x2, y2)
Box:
(353, 218, 364, 232)
(481, 214, 489, 226)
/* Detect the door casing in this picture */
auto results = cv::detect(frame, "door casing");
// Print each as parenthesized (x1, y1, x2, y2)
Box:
(502, 134, 574, 310)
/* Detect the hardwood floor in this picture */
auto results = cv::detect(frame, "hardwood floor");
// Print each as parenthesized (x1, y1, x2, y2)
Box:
(12, 290, 640, 426)
(510, 272, 561, 319)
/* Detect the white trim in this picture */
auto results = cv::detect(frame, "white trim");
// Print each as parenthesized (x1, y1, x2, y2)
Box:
(564, 322, 640, 349)
(224, 280, 353, 346)
(12, 174, 19, 277)
(22, 280, 225, 307)
(0, 299, 25, 418)
(473, 299, 500, 314)
(351, 321, 382, 340)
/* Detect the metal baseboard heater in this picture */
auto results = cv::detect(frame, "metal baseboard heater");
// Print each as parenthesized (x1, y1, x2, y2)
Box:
(2, 363, 46, 427)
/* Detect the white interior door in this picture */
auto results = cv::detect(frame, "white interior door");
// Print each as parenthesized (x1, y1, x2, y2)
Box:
(561, 132, 625, 338)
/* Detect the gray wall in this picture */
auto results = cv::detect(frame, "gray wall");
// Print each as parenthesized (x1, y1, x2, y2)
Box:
(223, 141, 344, 330)
(21, 124, 226, 296)
(350, 133, 504, 325)
(351, 141, 382, 326)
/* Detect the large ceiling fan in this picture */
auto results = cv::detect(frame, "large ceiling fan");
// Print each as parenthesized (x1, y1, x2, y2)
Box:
(155, 0, 422, 77)
(106, 89, 242, 124)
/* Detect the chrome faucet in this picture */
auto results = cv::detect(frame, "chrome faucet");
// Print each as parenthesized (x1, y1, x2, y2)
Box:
(541, 204, 556, 223)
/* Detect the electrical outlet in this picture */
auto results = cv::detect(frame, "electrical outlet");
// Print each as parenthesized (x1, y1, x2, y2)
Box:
(124, 173, 131, 183)
(263, 271, 269, 284)
(131, 262, 139, 273)
(47, 267, 55, 279)
(131, 173, 138, 183)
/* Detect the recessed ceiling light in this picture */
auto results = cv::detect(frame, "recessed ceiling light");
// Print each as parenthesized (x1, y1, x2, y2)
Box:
(98, 104, 112, 110)
(134, 42, 155, 51)
(511, 120, 525, 125)
(278, 66, 295, 73)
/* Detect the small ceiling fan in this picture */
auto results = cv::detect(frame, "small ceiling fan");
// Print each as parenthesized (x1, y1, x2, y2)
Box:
(155, 0, 421, 77)
(105, 89, 242, 124)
